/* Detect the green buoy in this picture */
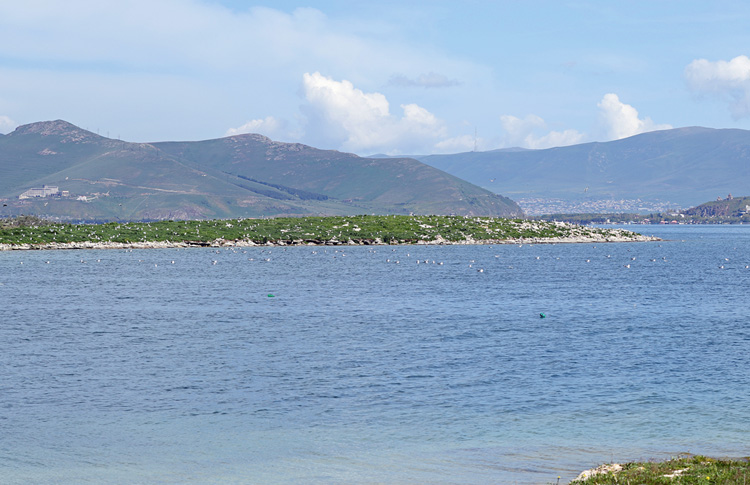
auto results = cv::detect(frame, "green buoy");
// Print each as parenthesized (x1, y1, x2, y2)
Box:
(268, 294, 275, 298)
(539, 313, 546, 319)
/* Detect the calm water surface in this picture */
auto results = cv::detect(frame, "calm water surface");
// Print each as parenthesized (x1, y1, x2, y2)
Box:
(1, 225, 749, 484)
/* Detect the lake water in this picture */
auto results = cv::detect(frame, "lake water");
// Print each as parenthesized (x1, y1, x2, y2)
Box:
(1, 225, 749, 484)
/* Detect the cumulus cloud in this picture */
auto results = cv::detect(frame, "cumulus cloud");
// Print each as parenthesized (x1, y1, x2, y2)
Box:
(225, 116, 284, 138)
(388, 72, 460, 88)
(0, 115, 16, 134)
(685, 55, 750, 118)
(434, 135, 477, 153)
(597, 93, 671, 140)
(301, 72, 447, 154)
(499, 114, 585, 149)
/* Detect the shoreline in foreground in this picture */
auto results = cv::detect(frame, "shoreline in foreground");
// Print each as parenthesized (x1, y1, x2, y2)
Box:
(0, 215, 660, 251)
(571, 455, 750, 483)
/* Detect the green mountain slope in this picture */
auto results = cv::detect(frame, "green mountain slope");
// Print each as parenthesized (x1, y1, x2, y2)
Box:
(0, 120, 522, 220)
(414, 127, 750, 208)
(154, 134, 520, 216)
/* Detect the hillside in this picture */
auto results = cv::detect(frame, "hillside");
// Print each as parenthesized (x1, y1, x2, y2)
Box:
(413, 127, 750, 212)
(0, 120, 522, 221)
(681, 195, 750, 219)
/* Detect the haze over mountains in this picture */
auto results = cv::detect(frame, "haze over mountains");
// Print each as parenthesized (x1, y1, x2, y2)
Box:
(0, 120, 522, 221)
(410, 127, 750, 214)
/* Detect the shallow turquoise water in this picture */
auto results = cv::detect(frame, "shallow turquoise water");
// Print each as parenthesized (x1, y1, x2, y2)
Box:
(1, 225, 749, 483)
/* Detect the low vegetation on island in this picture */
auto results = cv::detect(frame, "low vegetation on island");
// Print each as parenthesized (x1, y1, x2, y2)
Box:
(0, 214, 655, 249)
(570, 455, 750, 484)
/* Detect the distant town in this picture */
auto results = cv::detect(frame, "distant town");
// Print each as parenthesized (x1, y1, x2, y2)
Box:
(518, 197, 680, 216)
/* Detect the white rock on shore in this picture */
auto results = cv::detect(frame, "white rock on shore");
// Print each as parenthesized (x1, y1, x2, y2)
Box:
(0, 230, 659, 252)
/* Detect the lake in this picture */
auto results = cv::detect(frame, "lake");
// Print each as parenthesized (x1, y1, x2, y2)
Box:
(1, 224, 749, 484)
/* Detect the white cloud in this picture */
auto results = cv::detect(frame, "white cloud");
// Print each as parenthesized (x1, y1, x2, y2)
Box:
(499, 114, 585, 149)
(434, 135, 477, 153)
(0, 2, 484, 144)
(225, 116, 284, 138)
(0, 115, 16, 134)
(301, 72, 447, 154)
(597, 93, 671, 140)
(685, 55, 750, 118)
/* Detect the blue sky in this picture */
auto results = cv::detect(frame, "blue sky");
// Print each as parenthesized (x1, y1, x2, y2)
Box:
(1, 1, 750, 155)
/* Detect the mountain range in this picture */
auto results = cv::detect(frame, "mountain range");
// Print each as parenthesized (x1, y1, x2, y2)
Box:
(408, 127, 750, 212)
(0, 120, 522, 221)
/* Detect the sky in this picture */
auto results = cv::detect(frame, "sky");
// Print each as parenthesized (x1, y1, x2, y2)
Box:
(1, 0, 750, 155)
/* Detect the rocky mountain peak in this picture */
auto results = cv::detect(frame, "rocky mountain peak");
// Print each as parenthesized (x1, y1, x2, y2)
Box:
(11, 120, 104, 144)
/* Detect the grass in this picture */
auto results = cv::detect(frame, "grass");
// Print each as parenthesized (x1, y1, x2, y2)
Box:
(0, 214, 645, 247)
(570, 455, 750, 484)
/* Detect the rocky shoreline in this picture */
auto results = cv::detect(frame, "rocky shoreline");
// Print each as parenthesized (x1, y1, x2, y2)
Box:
(0, 230, 659, 251)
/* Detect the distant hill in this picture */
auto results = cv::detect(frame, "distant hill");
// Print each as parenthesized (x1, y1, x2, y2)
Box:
(533, 195, 750, 224)
(682, 195, 750, 219)
(0, 120, 522, 221)
(412, 127, 750, 210)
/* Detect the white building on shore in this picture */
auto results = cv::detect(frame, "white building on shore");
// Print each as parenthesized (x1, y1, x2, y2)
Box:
(19, 185, 59, 199)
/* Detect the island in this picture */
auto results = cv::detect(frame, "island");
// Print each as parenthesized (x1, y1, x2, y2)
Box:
(0, 215, 658, 250)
